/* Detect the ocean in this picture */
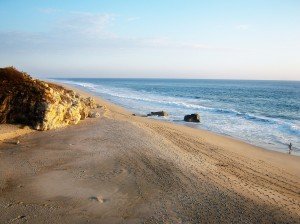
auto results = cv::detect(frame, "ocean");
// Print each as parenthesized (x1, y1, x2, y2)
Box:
(53, 78, 300, 155)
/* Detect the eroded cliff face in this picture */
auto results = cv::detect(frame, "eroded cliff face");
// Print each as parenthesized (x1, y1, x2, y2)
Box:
(0, 67, 97, 130)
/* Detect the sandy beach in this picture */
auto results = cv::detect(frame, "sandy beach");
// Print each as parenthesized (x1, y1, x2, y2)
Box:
(0, 83, 299, 224)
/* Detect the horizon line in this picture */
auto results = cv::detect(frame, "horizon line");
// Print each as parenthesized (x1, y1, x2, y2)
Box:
(47, 77, 300, 82)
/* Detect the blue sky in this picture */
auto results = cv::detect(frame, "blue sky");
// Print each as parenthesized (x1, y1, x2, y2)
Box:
(0, 0, 300, 79)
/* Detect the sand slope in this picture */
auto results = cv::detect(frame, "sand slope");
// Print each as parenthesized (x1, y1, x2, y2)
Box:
(0, 85, 299, 223)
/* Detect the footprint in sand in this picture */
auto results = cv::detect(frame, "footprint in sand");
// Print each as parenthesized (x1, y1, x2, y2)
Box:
(89, 196, 106, 203)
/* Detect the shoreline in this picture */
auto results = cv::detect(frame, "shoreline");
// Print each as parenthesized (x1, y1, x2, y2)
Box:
(55, 82, 300, 176)
(60, 81, 298, 156)
(1, 81, 299, 223)
(53, 79, 299, 155)
(1, 81, 300, 169)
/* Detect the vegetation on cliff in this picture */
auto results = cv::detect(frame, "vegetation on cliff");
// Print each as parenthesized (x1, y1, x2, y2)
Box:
(0, 67, 97, 130)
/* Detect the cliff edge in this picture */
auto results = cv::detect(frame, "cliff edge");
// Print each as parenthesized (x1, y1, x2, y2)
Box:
(0, 67, 97, 130)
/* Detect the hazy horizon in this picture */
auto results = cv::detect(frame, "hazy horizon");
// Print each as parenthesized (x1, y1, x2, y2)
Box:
(1, 0, 300, 80)
(50, 75, 300, 81)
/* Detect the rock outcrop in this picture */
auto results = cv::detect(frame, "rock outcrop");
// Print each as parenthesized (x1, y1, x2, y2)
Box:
(184, 113, 200, 122)
(0, 67, 98, 130)
(132, 113, 148, 117)
(147, 111, 168, 117)
(88, 111, 100, 118)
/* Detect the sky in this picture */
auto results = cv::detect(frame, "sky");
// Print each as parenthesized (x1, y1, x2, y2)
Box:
(0, 0, 300, 80)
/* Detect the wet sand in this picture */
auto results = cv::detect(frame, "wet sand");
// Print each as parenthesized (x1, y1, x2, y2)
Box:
(0, 84, 299, 223)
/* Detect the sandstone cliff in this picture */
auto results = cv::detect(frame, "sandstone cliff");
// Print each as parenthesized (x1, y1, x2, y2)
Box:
(0, 67, 98, 130)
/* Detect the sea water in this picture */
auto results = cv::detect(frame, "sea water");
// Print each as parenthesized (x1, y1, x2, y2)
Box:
(53, 78, 300, 155)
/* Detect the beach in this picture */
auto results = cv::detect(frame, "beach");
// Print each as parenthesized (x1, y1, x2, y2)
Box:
(56, 78, 300, 154)
(0, 83, 299, 223)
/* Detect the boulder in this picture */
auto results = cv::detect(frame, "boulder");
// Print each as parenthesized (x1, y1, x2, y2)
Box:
(132, 113, 148, 117)
(83, 97, 97, 109)
(88, 111, 100, 118)
(147, 111, 168, 117)
(184, 113, 200, 122)
(0, 67, 98, 130)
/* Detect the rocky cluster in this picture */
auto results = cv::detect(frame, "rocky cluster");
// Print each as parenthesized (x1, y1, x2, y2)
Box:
(133, 110, 201, 123)
(147, 111, 168, 117)
(0, 67, 98, 130)
(184, 113, 200, 122)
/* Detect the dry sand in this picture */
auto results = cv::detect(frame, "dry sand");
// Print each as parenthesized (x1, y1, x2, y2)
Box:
(0, 124, 34, 143)
(0, 84, 299, 224)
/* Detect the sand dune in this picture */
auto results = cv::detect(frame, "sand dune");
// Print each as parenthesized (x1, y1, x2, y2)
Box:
(0, 84, 299, 223)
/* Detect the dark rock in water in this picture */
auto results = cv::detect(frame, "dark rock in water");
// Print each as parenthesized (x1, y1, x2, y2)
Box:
(132, 113, 147, 117)
(147, 111, 168, 117)
(0, 67, 97, 130)
(184, 113, 200, 122)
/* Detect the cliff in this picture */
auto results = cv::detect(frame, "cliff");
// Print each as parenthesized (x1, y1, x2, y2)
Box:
(0, 67, 98, 130)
